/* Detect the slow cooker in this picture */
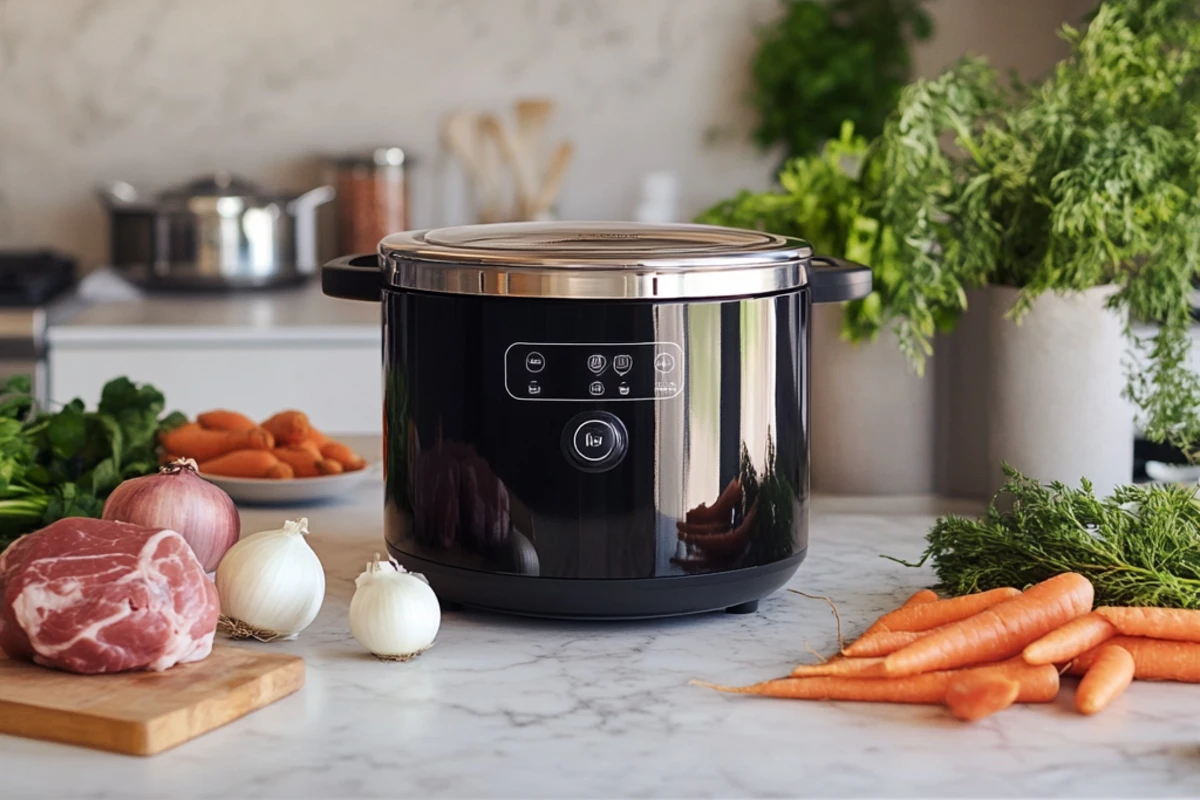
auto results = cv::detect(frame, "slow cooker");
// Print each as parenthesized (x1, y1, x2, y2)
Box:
(323, 222, 870, 618)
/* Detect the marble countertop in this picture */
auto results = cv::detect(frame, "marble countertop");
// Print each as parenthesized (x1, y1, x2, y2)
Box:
(48, 270, 378, 346)
(3, 486, 1199, 799)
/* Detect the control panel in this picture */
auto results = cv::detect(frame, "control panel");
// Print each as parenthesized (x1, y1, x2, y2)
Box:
(504, 341, 683, 402)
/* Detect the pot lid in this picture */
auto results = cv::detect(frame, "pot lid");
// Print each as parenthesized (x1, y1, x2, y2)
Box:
(379, 222, 811, 300)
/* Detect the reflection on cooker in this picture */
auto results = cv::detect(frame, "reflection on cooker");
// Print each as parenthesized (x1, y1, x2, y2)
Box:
(672, 430, 795, 573)
(405, 428, 540, 576)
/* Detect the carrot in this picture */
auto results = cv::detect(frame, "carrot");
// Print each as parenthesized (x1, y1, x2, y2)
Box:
(843, 630, 930, 658)
(320, 458, 344, 475)
(870, 587, 1022, 634)
(199, 449, 281, 478)
(1023, 612, 1117, 665)
(1075, 644, 1134, 715)
(859, 589, 940, 638)
(1068, 636, 1200, 682)
(160, 423, 274, 463)
(197, 409, 258, 432)
(265, 462, 295, 480)
(944, 673, 1021, 721)
(273, 446, 334, 478)
(262, 410, 313, 446)
(884, 572, 1094, 677)
(685, 478, 742, 524)
(291, 440, 323, 460)
(698, 659, 1058, 704)
(320, 440, 367, 471)
(790, 657, 887, 678)
(1094, 607, 1200, 643)
(306, 427, 330, 448)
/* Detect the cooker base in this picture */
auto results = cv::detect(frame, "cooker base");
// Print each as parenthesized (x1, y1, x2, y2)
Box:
(386, 548, 806, 620)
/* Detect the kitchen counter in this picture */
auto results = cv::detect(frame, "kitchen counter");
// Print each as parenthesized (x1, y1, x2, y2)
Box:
(3, 485, 1199, 799)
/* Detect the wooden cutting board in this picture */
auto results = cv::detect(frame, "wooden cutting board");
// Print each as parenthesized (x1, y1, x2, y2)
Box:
(0, 643, 304, 756)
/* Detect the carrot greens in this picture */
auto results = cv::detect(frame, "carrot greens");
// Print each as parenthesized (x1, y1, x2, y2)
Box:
(903, 466, 1200, 609)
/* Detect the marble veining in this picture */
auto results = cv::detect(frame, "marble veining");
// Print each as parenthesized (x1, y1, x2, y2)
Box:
(2, 485, 1199, 798)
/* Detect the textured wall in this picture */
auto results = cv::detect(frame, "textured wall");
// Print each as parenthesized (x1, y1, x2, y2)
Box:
(0, 0, 1083, 268)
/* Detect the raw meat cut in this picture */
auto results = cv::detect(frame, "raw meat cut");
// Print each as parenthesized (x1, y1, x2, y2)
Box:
(0, 517, 219, 674)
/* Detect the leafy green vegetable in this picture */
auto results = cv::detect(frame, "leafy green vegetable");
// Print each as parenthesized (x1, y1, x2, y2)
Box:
(749, 0, 933, 165)
(897, 466, 1200, 608)
(0, 376, 181, 549)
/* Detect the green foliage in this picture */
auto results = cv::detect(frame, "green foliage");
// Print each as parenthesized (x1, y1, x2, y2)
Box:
(0, 376, 181, 549)
(705, 0, 1200, 449)
(750, 0, 933, 164)
(899, 465, 1200, 608)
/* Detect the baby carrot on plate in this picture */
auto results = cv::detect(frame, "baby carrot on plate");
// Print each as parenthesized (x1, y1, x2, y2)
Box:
(197, 409, 258, 432)
(320, 440, 367, 471)
(1023, 613, 1117, 665)
(944, 673, 1021, 722)
(262, 410, 313, 446)
(884, 572, 1094, 677)
(1075, 644, 1134, 715)
(1094, 607, 1200, 643)
(200, 449, 282, 479)
(161, 423, 274, 463)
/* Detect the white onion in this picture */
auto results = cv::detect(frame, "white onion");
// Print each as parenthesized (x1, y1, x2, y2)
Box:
(349, 555, 440, 661)
(102, 458, 240, 572)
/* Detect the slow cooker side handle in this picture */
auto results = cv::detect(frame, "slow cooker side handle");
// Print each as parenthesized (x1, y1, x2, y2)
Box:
(809, 256, 873, 304)
(322, 254, 383, 301)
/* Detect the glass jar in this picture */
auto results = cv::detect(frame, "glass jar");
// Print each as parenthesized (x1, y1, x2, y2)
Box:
(333, 147, 410, 254)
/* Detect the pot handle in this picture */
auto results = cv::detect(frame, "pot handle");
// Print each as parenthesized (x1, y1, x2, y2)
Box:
(322, 254, 382, 302)
(809, 256, 873, 304)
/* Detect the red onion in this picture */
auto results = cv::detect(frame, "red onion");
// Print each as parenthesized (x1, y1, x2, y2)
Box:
(102, 459, 240, 572)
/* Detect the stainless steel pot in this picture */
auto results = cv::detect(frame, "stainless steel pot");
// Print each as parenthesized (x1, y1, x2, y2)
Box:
(97, 172, 335, 291)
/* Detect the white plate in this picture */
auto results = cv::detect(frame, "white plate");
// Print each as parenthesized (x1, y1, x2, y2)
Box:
(1144, 460, 1200, 485)
(199, 464, 381, 505)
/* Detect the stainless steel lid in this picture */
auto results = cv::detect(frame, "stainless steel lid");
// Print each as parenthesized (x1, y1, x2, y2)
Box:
(378, 222, 812, 300)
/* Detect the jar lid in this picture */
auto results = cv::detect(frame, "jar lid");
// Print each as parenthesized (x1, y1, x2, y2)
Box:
(379, 221, 811, 300)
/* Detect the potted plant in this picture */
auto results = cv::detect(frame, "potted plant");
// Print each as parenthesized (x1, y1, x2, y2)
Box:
(703, 0, 1200, 497)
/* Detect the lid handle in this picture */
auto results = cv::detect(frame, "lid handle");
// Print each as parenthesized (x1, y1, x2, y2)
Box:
(322, 254, 382, 302)
(809, 256, 872, 304)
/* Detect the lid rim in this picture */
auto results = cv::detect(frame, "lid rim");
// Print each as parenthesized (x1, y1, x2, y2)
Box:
(378, 222, 812, 300)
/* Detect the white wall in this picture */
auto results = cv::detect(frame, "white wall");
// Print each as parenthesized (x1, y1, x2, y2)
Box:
(0, 0, 1082, 269)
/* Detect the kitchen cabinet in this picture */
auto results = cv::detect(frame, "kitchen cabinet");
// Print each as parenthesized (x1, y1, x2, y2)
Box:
(48, 282, 382, 435)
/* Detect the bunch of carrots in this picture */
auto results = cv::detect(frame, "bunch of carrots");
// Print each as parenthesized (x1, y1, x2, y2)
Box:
(699, 572, 1200, 721)
(160, 409, 367, 479)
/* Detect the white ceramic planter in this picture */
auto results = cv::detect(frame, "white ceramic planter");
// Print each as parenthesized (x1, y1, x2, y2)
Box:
(986, 285, 1134, 497)
(810, 303, 937, 495)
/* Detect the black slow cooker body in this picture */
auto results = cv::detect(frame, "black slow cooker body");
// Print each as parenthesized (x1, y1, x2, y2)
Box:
(382, 288, 809, 618)
(323, 221, 871, 619)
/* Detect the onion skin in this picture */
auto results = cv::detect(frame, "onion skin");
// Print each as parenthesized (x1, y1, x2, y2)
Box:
(102, 459, 241, 572)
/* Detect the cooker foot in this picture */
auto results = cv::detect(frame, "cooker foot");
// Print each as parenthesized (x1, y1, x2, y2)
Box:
(725, 600, 759, 615)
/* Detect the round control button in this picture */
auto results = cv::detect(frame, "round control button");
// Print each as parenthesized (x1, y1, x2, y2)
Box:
(525, 351, 546, 373)
(561, 411, 628, 473)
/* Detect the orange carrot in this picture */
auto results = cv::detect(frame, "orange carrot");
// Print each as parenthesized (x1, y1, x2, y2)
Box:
(1068, 636, 1200, 682)
(860, 589, 940, 637)
(843, 630, 930, 658)
(272, 446, 334, 478)
(944, 673, 1021, 722)
(320, 440, 367, 471)
(197, 409, 258, 432)
(1075, 644, 1135, 715)
(1094, 607, 1200, 643)
(884, 573, 1094, 677)
(1023, 612, 1117, 665)
(199, 449, 281, 478)
(291, 440, 323, 460)
(320, 458, 344, 475)
(266, 462, 295, 480)
(262, 410, 313, 446)
(790, 657, 887, 678)
(870, 587, 1022, 634)
(161, 423, 274, 463)
(699, 659, 1058, 704)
